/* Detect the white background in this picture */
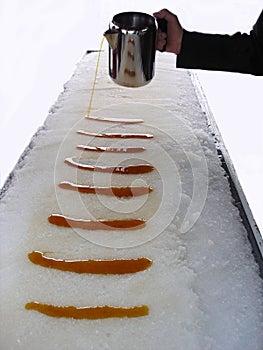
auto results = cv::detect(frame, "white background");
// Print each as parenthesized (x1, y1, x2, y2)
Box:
(0, 0, 262, 233)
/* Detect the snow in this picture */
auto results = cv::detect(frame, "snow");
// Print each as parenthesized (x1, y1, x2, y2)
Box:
(0, 52, 262, 349)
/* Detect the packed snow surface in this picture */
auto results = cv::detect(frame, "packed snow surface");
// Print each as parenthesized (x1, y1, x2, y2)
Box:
(0, 52, 262, 350)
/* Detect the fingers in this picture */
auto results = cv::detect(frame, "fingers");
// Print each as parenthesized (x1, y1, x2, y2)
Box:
(156, 30, 167, 51)
(153, 9, 183, 54)
(153, 9, 174, 21)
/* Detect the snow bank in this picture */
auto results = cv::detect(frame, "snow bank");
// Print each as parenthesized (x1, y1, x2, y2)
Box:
(0, 52, 262, 350)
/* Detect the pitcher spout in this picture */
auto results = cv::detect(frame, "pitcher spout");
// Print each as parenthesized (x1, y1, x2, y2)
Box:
(103, 29, 119, 50)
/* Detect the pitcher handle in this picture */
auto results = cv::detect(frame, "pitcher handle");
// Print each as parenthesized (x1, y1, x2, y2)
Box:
(156, 18, 167, 52)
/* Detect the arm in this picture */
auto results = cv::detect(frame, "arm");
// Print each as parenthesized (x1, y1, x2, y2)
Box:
(154, 9, 263, 76)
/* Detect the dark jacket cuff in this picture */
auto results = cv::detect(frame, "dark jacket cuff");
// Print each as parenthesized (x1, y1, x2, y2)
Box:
(176, 28, 263, 76)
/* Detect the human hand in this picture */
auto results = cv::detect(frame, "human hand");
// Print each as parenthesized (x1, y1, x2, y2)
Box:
(153, 9, 183, 54)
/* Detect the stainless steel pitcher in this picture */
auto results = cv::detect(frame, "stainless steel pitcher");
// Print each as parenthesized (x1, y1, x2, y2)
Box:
(104, 12, 164, 88)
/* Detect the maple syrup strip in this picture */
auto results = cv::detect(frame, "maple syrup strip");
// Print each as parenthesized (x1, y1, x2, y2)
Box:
(25, 302, 149, 319)
(76, 145, 145, 153)
(85, 115, 144, 124)
(77, 130, 153, 139)
(28, 251, 152, 274)
(59, 182, 153, 197)
(64, 157, 154, 174)
(48, 214, 146, 230)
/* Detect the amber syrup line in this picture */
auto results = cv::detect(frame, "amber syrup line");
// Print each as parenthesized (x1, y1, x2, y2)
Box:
(86, 36, 105, 117)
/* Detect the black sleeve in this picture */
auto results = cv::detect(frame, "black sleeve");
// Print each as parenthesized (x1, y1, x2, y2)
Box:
(176, 10, 263, 76)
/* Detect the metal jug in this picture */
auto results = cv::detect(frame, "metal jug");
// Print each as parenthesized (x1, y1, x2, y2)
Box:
(104, 12, 165, 88)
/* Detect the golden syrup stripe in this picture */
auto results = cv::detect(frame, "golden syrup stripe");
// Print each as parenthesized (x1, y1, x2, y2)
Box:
(85, 116, 144, 124)
(25, 302, 149, 319)
(58, 182, 153, 197)
(48, 214, 146, 230)
(77, 130, 154, 138)
(76, 145, 145, 153)
(28, 251, 152, 274)
(64, 158, 154, 174)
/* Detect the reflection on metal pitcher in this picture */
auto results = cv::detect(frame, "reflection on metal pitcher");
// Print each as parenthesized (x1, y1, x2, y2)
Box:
(104, 12, 157, 88)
